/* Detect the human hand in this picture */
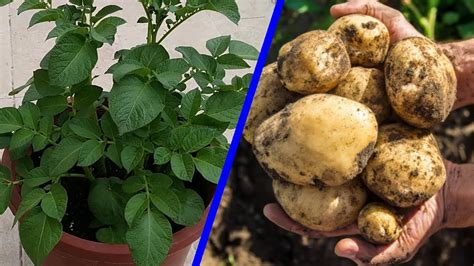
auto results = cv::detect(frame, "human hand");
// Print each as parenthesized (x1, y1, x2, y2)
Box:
(330, 0, 423, 43)
(263, 161, 474, 264)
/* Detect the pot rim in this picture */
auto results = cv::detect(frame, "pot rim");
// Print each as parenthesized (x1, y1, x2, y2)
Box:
(2, 149, 210, 256)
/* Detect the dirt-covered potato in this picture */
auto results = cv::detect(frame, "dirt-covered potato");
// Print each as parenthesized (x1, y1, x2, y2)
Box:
(253, 94, 378, 186)
(332, 67, 391, 122)
(362, 123, 446, 207)
(358, 202, 402, 244)
(277, 30, 351, 94)
(385, 37, 457, 128)
(243, 63, 300, 144)
(273, 178, 368, 231)
(328, 15, 389, 67)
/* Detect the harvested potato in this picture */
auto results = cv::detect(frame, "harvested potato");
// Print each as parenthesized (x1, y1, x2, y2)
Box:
(332, 67, 391, 122)
(362, 123, 446, 207)
(358, 202, 402, 244)
(243, 63, 300, 144)
(385, 37, 457, 128)
(273, 178, 368, 231)
(328, 14, 389, 67)
(277, 30, 351, 94)
(253, 94, 378, 186)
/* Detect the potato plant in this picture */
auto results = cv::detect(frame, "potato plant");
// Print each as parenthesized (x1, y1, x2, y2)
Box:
(0, 0, 258, 265)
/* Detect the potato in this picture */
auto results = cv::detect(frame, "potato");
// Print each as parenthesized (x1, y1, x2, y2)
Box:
(273, 178, 368, 231)
(328, 15, 389, 67)
(332, 67, 391, 122)
(362, 123, 446, 207)
(253, 94, 378, 186)
(277, 30, 351, 94)
(243, 63, 300, 144)
(358, 202, 402, 244)
(385, 37, 457, 128)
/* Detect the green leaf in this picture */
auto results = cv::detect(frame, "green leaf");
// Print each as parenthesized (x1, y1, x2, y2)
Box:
(96, 223, 127, 244)
(106, 143, 122, 167)
(194, 147, 227, 183)
(100, 112, 119, 139)
(457, 22, 474, 39)
(153, 147, 171, 165)
(91, 17, 126, 45)
(47, 23, 81, 40)
(0, 0, 13, 7)
(170, 153, 195, 181)
(18, 0, 48, 14)
(180, 89, 201, 120)
(9, 77, 33, 96)
(24, 167, 51, 187)
(172, 188, 204, 226)
(23, 85, 43, 102)
(93, 5, 122, 22)
(48, 33, 98, 87)
(0, 166, 13, 214)
(205, 91, 245, 127)
(32, 117, 53, 152)
(88, 178, 127, 225)
(9, 128, 35, 159)
(229, 40, 259, 60)
(442, 12, 460, 26)
(125, 44, 170, 69)
(69, 117, 102, 139)
(36, 96, 68, 116)
(0, 134, 11, 149)
(464, 0, 474, 13)
(124, 193, 147, 226)
(206, 35, 230, 57)
(121, 146, 144, 173)
(176, 47, 217, 73)
(206, 0, 240, 25)
(150, 188, 180, 219)
(46, 137, 83, 176)
(19, 208, 62, 266)
(15, 188, 46, 225)
(73, 85, 103, 110)
(18, 102, 40, 130)
(155, 71, 182, 89)
(126, 209, 172, 266)
(218, 54, 250, 69)
(156, 58, 190, 74)
(16, 157, 34, 177)
(78, 140, 105, 167)
(0, 107, 23, 134)
(41, 183, 67, 220)
(122, 176, 145, 194)
(35, 69, 66, 96)
(29, 9, 63, 27)
(111, 63, 149, 82)
(109, 76, 165, 134)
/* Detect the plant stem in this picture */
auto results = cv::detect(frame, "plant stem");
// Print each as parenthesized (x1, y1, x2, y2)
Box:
(157, 10, 201, 45)
(82, 167, 95, 182)
(63, 173, 87, 178)
(427, 7, 437, 40)
(141, 2, 154, 43)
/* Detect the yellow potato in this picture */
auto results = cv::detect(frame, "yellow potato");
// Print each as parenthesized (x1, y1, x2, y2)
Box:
(243, 63, 300, 144)
(362, 123, 446, 207)
(277, 30, 351, 94)
(332, 67, 391, 122)
(273, 178, 368, 231)
(328, 14, 389, 67)
(385, 37, 457, 128)
(358, 202, 402, 244)
(254, 94, 378, 186)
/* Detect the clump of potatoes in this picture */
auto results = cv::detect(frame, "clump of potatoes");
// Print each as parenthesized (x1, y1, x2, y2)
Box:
(245, 14, 456, 245)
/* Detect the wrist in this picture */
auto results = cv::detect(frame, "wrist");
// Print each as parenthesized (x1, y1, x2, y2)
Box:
(440, 161, 474, 229)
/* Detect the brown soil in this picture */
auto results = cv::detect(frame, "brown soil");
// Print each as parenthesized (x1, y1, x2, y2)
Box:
(202, 106, 474, 266)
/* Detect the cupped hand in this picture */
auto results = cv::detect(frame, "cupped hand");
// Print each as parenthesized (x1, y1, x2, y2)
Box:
(330, 0, 423, 43)
(262, 161, 464, 264)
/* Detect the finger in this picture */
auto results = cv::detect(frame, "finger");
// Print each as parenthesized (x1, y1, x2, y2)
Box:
(263, 203, 360, 237)
(330, 1, 381, 19)
(335, 237, 381, 265)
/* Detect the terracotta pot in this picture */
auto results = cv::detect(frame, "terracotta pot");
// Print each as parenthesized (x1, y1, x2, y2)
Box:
(2, 150, 209, 266)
